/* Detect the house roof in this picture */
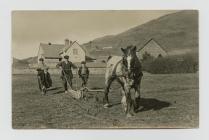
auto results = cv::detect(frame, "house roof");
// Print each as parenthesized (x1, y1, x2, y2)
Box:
(40, 43, 64, 58)
(39, 41, 94, 59)
(60, 41, 87, 55)
(86, 55, 96, 62)
(136, 38, 167, 53)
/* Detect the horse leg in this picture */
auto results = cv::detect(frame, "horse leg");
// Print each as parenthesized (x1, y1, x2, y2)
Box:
(119, 78, 134, 117)
(133, 76, 142, 112)
(133, 86, 140, 112)
(103, 77, 114, 108)
(127, 88, 137, 117)
(116, 78, 127, 113)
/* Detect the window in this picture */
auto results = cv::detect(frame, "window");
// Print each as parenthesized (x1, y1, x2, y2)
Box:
(73, 49, 78, 55)
(158, 54, 162, 58)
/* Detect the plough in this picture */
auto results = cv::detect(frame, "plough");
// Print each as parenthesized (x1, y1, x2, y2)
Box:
(68, 87, 104, 99)
(61, 66, 104, 99)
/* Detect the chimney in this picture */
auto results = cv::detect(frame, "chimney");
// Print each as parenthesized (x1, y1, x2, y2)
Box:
(70, 41, 73, 46)
(65, 38, 70, 46)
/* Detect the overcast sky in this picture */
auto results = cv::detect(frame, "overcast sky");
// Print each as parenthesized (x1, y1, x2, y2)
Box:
(12, 10, 177, 59)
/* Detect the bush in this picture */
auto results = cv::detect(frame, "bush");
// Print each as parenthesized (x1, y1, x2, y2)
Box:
(141, 53, 198, 74)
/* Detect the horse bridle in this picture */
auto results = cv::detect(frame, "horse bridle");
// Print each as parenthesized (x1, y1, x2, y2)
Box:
(122, 55, 136, 72)
(121, 56, 136, 85)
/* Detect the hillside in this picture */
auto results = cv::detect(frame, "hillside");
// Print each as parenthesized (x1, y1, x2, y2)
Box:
(12, 58, 29, 69)
(22, 56, 38, 64)
(83, 10, 198, 58)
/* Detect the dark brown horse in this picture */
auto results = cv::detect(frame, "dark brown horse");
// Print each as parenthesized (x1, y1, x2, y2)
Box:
(103, 45, 143, 117)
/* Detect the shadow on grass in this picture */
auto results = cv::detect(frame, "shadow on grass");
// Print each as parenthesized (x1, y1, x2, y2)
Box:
(108, 102, 121, 108)
(47, 87, 62, 91)
(51, 90, 65, 95)
(44, 86, 65, 95)
(137, 98, 171, 112)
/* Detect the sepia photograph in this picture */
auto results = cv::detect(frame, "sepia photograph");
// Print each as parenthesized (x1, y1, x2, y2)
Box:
(12, 10, 198, 129)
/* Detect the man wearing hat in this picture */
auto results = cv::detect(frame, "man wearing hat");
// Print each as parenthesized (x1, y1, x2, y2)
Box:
(56, 55, 76, 93)
(78, 61, 89, 87)
(36, 58, 52, 94)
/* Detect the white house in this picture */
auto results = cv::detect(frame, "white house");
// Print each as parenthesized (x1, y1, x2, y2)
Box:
(137, 38, 167, 60)
(37, 39, 91, 68)
(59, 39, 86, 63)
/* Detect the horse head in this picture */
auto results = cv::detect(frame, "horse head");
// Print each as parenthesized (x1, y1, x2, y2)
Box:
(121, 45, 137, 75)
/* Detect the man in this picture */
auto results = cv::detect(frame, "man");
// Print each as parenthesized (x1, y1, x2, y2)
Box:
(78, 61, 89, 87)
(36, 58, 52, 94)
(56, 55, 76, 93)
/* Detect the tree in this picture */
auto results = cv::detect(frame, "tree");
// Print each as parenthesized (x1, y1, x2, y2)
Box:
(142, 51, 153, 61)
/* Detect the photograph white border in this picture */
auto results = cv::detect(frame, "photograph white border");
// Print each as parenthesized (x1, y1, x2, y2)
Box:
(0, 0, 208, 140)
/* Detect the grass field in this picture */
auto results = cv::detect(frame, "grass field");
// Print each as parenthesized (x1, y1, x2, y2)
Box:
(12, 73, 198, 128)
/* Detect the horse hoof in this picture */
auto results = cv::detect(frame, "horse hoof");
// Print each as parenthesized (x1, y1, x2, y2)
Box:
(126, 113, 133, 118)
(104, 104, 109, 108)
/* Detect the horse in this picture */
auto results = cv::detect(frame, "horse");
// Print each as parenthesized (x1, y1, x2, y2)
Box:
(103, 45, 143, 117)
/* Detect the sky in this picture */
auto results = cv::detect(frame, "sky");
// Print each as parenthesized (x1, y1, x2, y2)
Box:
(12, 10, 177, 59)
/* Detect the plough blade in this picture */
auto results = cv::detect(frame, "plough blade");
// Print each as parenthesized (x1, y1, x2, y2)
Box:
(67, 89, 83, 99)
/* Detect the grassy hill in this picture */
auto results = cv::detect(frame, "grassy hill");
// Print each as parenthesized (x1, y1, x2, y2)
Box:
(13, 56, 38, 69)
(12, 58, 29, 69)
(22, 56, 38, 64)
(83, 10, 198, 58)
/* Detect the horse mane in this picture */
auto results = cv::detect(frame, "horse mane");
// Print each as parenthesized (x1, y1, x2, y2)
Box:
(107, 55, 112, 62)
(126, 45, 134, 49)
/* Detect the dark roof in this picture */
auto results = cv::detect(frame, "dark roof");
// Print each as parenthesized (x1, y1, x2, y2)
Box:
(85, 56, 96, 62)
(40, 43, 64, 58)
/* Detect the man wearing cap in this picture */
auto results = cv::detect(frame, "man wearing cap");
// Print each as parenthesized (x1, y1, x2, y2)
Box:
(56, 55, 76, 93)
(78, 61, 89, 87)
(36, 58, 52, 94)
